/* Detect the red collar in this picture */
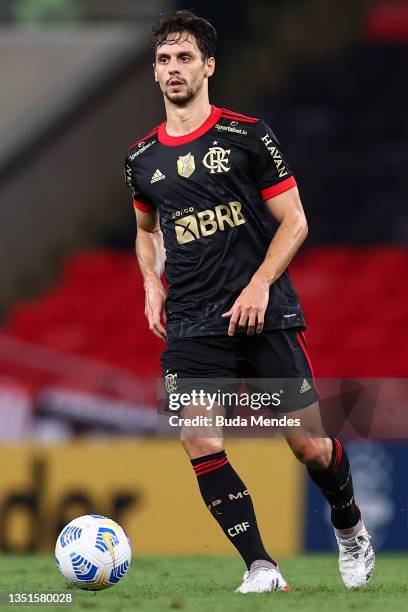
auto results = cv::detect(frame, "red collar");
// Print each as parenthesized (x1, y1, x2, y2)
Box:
(158, 105, 222, 146)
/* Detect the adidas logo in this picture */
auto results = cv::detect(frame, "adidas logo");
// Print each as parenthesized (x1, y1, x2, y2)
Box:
(300, 378, 311, 393)
(151, 169, 166, 183)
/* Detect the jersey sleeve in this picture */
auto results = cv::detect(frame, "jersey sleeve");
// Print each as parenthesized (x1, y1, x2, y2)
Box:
(124, 155, 155, 212)
(251, 120, 297, 201)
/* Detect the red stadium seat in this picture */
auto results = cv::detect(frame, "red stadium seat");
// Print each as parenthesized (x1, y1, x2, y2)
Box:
(0, 247, 406, 399)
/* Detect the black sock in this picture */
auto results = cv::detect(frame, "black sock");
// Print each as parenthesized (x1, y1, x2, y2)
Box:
(307, 438, 361, 529)
(191, 450, 274, 569)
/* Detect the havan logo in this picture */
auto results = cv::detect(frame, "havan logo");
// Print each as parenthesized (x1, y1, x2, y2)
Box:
(261, 133, 288, 178)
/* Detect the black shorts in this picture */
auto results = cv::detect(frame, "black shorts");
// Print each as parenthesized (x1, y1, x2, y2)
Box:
(160, 328, 320, 413)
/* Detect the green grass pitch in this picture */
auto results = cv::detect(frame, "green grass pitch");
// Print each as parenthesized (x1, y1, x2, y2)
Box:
(0, 554, 406, 611)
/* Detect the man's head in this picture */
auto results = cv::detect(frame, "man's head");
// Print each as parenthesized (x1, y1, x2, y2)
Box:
(151, 10, 216, 107)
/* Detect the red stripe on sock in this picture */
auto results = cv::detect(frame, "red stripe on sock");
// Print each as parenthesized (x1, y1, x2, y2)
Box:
(193, 458, 228, 474)
(194, 458, 229, 476)
(331, 439, 338, 472)
(192, 456, 226, 471)
(336, 439, 343, 469)
(195, 459, 229, 477)
(331, 439, 343, 473)
(335, 439, 341, 471)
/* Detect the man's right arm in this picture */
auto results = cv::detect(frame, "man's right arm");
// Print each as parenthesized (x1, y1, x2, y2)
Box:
(135, 208, 167, 340)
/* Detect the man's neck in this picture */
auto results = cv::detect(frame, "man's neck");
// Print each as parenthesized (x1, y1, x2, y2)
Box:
(164, 95, 212, 137)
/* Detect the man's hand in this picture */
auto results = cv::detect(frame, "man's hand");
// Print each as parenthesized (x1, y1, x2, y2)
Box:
(144, 273, 167, 340)
(222, 275, 270, 336)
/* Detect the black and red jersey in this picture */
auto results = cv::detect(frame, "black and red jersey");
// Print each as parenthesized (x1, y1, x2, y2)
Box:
(125, 105, 306, 339)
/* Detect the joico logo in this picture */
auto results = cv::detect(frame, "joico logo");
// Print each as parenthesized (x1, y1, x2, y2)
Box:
(261, 133, 288, 178)
(174, 201, 245, 245)
(172, 207, 195, 220)
(129, 139, 156, 160)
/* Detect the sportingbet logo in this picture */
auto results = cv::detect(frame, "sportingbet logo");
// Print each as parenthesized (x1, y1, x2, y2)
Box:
(261, 133, 288, 178)
(215, 123, 248, 136)
(129, 140, 156, 160)
(174, 201, 246, 245)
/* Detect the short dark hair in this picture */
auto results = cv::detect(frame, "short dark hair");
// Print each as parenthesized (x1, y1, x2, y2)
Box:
(151, 10, 217, 62)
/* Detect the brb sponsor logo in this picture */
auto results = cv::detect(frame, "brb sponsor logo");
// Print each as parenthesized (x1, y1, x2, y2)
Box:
(174, 201, 246, 245)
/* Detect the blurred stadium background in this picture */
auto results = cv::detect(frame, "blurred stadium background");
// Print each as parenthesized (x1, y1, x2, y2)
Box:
(0, 0, 407, 559)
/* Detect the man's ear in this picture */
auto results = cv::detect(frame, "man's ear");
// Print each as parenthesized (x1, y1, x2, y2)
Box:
(153, 62, 158, 82)
(205, 57, 215, 78)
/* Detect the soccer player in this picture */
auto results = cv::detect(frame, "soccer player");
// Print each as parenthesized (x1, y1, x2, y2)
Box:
(125, 10, 375, 593)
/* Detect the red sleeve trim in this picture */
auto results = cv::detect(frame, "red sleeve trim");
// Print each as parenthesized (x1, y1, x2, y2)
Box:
(260, 176, 297, 201)
(133, 198, 155, 212)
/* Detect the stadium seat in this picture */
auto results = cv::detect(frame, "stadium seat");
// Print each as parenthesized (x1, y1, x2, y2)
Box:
(0, 247, 406, 399)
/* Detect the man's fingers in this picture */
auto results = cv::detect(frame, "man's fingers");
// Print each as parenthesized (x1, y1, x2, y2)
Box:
(147, 308, 167, 340)
(227, 308, 241, 336)
(247, 311, 257, 335)
(256, 315, 264, 334)
(238, 309, 249, 328)
(149, 319, 166, 340)
(153, 321, 167, 340)
(227, 321, 236, 336)
(151, 307, 166, 339)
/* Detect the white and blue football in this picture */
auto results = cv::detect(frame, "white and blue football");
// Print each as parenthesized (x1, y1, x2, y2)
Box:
(55, 515, 131, 591)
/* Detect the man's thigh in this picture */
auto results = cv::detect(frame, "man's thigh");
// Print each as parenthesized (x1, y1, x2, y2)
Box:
(239, 328, 320, 413)
(160, 335, 241, 416)
(161, 335, 239, 379)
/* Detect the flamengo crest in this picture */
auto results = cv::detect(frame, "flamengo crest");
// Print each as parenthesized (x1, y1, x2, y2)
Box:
(203, 146, 231, 174)
(164, 372, 178, 393)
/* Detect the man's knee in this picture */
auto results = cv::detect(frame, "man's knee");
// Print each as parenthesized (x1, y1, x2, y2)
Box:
(290, 438, 332, 469)
(180, 436, 224, 460)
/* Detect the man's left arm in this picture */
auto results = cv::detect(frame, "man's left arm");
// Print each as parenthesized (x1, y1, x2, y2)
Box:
(222, 186, 308, 336)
